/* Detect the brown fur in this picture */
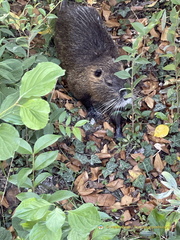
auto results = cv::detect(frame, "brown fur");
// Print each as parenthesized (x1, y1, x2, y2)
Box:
(55, 1, 131, 137)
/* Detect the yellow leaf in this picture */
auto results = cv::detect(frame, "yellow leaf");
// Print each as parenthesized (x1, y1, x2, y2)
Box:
(154, 124, 169, 138)
(9, 12, 20, 30)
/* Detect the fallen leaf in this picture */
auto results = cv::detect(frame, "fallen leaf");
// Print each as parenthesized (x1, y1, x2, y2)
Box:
(154, 153, 164, 173)
(154, 124, 169, 138)
(90, 167, 102, 181)
(83, 193, 116, 206)
(144, 96, 154, 108)
(121, 195, 133, 206)
(131, 153, 145, 161)
(106, 179, 124, 191)
(121, 210, 131, 221)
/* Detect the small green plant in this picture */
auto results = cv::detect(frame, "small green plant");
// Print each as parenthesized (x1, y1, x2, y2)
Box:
(140, 171, 180, 239)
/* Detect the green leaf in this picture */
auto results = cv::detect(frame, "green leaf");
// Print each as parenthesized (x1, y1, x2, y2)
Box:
(34, 134, 60, 154)
(66, 115, 71, 126)
(20, 98, 50, 130)
(13, 198, 52, 221)
(171, 0, 180, 5)
(114, 55, 131, 62)
(0, 123, 20, 160)
(123, 46, 135, 53)
(46, 208, 65, 232)
(34, 172, 52, 188)
(72, 127, 82, 141)
(9, 174, 32, 188)
(68, 229, 89, 240)
(138, 158, 153, 172)
(20, 62, 65, 98)
(17, 138, 33, 154)
(155, 112, 168, 120)
(0, 227, 12, 240)
(17, 168, 32, 188)
(163, 64, 176, 71)
(58, 110, 67, 123)
(48, 190, 77, 203)
(92, 222, 120, 240)
(133, 175, 146, 189)
(74, 120, 89, 127)
(161, 171, 177, 189)
(148, 209, 166, 236)
(17, 192, 40, 201)
(89, 155, 101, 165)
(0, 92, 23, 125)
(135, 57, 150, 64)
(114, 70, 131, 79)
(131, 22, 145, 35)
(29, 222, 62, 240)
(68, 203, 101, 234)
(150, 190, 173, 200)
(34, 150, 58, 170)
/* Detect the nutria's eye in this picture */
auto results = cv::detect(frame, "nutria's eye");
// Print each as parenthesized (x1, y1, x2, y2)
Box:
(94, 69, 102, 77)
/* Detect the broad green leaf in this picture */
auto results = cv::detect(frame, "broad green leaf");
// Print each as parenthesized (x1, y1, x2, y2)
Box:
(123, 46, 135, 53)
(92, 222, 120, 240)
(29, 222, 62, 240)
(135, 57, 150, 64)
(13, 198, 52, 221)
(34, 172, 52, 188)
(48, 190, 77, 203)
(20, 98, 50, 130)
(68, 229, 89, 240)
(0, 92, 23, 125)
(171, 0, 180, 5)
(9, 174, 32, 188)
(133, 175, 146, 189)
(163, 64, 176, 71)
(155, 112, 168, 120)
(150, 190, 173, 200)
(17, 138, 33, 154)
(1, 59, 23, 81)
(46, 208, 65, 232)
(72, 127, 82, 141)
(59, 110, 67, 123)
(74, 120, 89, 127)
(148, 209, 166, 236)
(66, 115, 71, 126)
(114, 70, 131, 79)
(34, 134, 60, 154)
(17, 168, 32, 188)
(34, 150, 58, 170)
(17, 192, 40, 201)
(0, 123, 20, 160)
(20, 62, 65, 98)
(68, 203, 101, 235)
(0, 227, 12, 240)
(161, 171, 177, 189)
(131, 22, 145, 35)
(114, 55, 131, 62)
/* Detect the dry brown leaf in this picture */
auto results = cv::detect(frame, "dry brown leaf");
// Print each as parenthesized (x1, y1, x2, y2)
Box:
(65, 102, 74, 110)
(106, 179, 124, 192)
(121, 195, 133, 206)
(110, 201, 123, 210)
(149, 135, 171, 144)
(144, 96, 154, 108)
(0, 195, 9, 208)
(66, 162, 81, 172)
(60, 199, 74, 210)
(138, 201, 155, 215)
(93, 130, 107, 138)
(90, 167, 102, 181)
(74, 171, 95, 195)
(83, 193, 116, 206)
(121, 210, 132, 221)
(103, 122, 114, 133)
(101, 144, 108, 154)
(147, 124, 155, 136)
(154, 153, 164, 173)
(78, 108, 87, 118)
(96, 153, 111, 159)
(58, 91, 72, 100)
(150, 28, 160, 38)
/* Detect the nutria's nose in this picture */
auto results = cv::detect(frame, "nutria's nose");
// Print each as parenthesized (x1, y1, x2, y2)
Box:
(119, 89, 127, 98)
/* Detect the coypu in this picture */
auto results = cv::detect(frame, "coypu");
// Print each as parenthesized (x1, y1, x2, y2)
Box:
(55, 1, 132, 138)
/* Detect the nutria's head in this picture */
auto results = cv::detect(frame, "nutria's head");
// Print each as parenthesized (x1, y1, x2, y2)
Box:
(67, 57, 132, 117)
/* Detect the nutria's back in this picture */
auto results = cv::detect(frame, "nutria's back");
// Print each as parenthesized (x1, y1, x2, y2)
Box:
(55, 2, 132, 137)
